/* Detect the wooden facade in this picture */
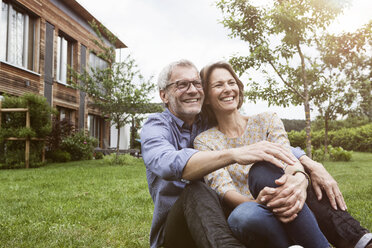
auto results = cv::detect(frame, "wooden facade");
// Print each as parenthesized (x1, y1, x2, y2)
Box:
(0, 0, 126, 148)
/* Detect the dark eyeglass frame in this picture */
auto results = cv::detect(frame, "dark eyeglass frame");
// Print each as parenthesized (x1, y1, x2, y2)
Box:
(165, 80, 203, 92)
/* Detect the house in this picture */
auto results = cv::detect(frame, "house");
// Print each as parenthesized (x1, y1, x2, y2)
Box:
(0, 0, 130, 149)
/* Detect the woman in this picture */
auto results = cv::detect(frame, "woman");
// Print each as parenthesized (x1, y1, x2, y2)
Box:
(194, 61, 329, 248)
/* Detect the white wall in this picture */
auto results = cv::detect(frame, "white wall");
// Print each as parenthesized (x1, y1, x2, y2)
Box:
(110, 123, 130, 149)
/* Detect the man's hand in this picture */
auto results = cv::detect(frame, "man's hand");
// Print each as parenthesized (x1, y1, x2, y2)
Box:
(260, 172, 308, 223)
(300, 156, 347, 211)
(233, 141, 297, 169)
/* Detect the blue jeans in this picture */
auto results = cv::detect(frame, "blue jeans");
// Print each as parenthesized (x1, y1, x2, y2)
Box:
(228, 161, 329, 248)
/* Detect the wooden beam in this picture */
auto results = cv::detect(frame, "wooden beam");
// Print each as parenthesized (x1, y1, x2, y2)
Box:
(5, 137, 45, 141)
(25, 110, 30, 169)
(1, 108, 29, 112)
(0, 101, 2, 129)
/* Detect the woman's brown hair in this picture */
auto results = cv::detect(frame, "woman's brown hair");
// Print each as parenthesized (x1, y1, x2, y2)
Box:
(200, 61, 244, 126)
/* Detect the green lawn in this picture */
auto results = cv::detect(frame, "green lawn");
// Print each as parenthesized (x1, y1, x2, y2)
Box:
(0, 153, 371, 247)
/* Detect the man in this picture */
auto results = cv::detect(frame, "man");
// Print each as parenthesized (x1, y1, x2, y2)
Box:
(141, 59, 371, 248)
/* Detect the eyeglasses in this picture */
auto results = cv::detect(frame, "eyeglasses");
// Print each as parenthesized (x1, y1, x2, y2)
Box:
(166, 80, 203, 92)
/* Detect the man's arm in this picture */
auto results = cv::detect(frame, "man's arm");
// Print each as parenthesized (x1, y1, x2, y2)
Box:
(291, 146, 346, 210)
(141, 115, 297, 182)
(183, 140, 298, 180)
(299, 155, 347, 211)
(265, 147, 347, 219)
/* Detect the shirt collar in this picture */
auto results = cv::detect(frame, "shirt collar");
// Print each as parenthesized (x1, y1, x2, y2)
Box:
(164, 108, 201, 129)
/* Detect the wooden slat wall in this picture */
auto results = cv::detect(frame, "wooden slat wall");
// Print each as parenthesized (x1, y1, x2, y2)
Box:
(0, 0, 116, 148)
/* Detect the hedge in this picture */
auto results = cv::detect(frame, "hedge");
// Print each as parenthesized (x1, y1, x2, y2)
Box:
(288, 123, 372, 152)
(0, 93, 55, 168)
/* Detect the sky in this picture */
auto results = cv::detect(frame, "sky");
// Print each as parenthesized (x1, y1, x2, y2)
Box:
(76, 0, 371, 120)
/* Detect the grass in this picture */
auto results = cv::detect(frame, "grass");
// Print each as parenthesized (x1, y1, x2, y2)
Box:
(0, 159, 152, 248)
(0, 152, 371, 247)
(322, 152, 372, 231)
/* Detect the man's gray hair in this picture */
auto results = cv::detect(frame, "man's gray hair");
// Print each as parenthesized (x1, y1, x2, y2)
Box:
(157, 59, 198, 90)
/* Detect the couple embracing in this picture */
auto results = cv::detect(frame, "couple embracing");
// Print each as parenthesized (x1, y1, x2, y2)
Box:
(140, 59, 371, 248)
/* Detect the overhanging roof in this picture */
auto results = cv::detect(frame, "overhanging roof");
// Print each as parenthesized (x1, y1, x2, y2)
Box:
(59, 0, 127, 49)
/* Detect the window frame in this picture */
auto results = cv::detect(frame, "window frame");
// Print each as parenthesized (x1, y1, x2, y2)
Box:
(88, 114, 102, 147)
(0, 0, 39, 72)
(56, 32, 75, 85)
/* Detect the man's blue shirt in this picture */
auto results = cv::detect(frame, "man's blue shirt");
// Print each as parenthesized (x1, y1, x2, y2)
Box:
(140, 108, 306, 248)
(141, 109, 207, 248)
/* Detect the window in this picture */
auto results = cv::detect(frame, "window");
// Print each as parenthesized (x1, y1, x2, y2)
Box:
(89, 52, 108, 94)
(0, 1, 38, 71)
(56, 34, 74, 84)
(89, 52, 107, 72)
(88, 114, 102, 147)
(58, 107, 73, 122)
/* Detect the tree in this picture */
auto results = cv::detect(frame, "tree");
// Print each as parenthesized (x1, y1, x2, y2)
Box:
(311, 71, 354, 154)
(281, 118, 306, 132)
(70, 21, 158, 158)
(320, 21, 372, 121)
(312, 21, 372, 153)
(216, 0, 346, 157)
(129, 103, 164, 149)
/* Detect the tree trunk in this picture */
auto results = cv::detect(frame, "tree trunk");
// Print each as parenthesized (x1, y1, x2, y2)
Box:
(297, 42, 312, 158)
(304, 102, 312, 158)
(324, 115, 329, 155)
(116, 126, 120, 163)
(130, 117, 135, 149)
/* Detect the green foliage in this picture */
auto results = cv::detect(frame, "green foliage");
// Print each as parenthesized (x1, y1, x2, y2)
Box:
(60, 131, 98, 161)
(312, 146, 352, 162)
(1, 93, 55, 137)
(287, 130, 306, 148)
(312, 116, 371, 132)
(0, 141, 46, 169)
(0, 93, 55, 168)
(320, 21, 372, 120)
(46, 118, 75, 153)
(103, 153, 139, 166)
(281, 118, 306, 132)
(329, 146, 353, 162)
(94, 151, 104, 160)
(46, 149, 71, 163)
(216, 0, 349, 156)
(69, 21, 158, 154)
(312, 147, 330, 162)
(288, 123, 372, 153)
(0, 127, 35, 142)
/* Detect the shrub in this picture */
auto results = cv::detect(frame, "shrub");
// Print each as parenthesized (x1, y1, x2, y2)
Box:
(46, 117, 75, 152)
(94, 152, 104, 160)
(60, 131, 98, 161)
(0, 93, 55, 169)
(328, 146, 353, 162)
(312, 147, 330, 162)
(46, 149, 71, 162)
(103, 153, 139, 166)
(0, 140, 46, 169)
(311, 145, 352, 162)
(288, 123, 372, 153)
(287, 130, 306, 149)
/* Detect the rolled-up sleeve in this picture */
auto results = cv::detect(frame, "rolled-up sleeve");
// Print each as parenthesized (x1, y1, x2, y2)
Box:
(141, 115, 198, 181)
(291, 146, 306, 159)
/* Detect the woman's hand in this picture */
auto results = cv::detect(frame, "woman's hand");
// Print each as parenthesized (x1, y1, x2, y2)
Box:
(259, 172, 308, 223)
(233, 141, 297, 169)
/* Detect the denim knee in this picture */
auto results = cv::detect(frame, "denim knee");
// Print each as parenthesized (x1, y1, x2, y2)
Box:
(228, 202, 275, 233)
(229, 202, 258, 230)
(228, 201, 290, 247)
(249, 161, 284, 198)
